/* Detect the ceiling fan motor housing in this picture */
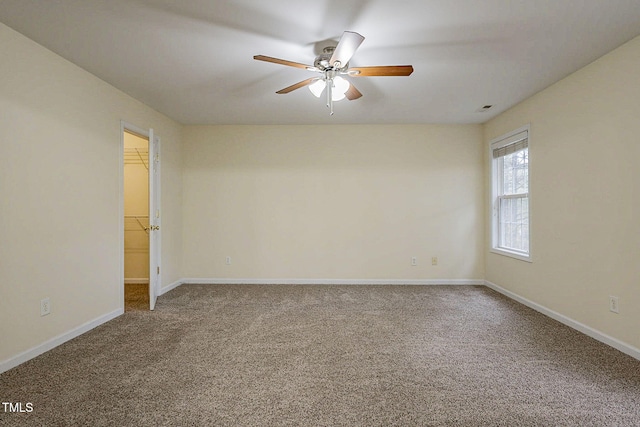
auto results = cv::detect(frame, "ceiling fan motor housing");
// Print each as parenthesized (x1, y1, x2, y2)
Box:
(314, 46, 349, 72)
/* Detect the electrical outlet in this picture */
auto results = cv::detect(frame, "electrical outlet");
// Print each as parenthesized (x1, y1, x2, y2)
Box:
(609, 296, 619, 314)
(40, 298, 51, 316)
(432, 257, 438, 266)
(411, 256, 417, 266)
(225, 256, 232, 265)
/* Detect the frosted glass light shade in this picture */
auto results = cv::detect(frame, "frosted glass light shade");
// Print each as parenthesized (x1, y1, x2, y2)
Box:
(333, 76, 349, 93)
(308, 79, 326, 97)
(331, 76, 349, 101)
(332, 91, 346, 101)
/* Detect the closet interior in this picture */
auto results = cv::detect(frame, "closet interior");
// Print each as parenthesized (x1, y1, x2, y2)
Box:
(123, 131, 149, 310)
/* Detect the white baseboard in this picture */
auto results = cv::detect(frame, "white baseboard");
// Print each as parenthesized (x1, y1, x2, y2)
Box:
(160, 279, 183, 295)
(485, 280, 640, 361)
(124, 278, 149, 284)
(180, 278, 485, 286)
(6, 279, 636, 374)
(0, 309, 123, 374)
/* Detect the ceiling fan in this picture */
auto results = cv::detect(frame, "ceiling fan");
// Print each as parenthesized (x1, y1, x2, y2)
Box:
(254, 31, 414, 115)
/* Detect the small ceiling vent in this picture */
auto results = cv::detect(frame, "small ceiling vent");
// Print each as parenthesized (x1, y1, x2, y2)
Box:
(476, 105, 493, 112)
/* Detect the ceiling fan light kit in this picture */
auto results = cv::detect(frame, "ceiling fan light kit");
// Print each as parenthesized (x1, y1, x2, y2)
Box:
(254, 31, 414, 116)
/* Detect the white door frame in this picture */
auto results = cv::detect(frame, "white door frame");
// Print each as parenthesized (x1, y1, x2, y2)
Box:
(120, 121, 161, 310)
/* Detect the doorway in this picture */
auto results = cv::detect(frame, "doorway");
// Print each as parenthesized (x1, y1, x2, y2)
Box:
(121, 123, 161, 311)
(123, 130, 150, 311)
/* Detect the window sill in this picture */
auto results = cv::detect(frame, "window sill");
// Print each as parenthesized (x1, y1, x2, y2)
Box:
(490, 248, 532, 263)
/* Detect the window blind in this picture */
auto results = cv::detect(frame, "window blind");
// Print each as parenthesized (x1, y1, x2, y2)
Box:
(492, 131, 528, 159)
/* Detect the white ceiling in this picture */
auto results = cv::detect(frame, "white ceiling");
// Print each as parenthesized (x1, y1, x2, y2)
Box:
(2, 0, 640, 125)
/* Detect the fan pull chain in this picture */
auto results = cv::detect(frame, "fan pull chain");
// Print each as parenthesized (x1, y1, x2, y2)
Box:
(327, 77, 334, 116)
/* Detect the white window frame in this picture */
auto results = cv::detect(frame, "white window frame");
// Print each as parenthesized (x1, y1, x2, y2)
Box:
(490, 124, 531, 262)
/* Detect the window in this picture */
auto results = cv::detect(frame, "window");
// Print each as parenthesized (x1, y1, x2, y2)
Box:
(491, 126, 530, 261)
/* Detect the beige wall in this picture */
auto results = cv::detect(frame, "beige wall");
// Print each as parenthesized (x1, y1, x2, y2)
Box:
(0, 23, 183, 364)
(182, 124, 484, 281)
(484, 35, 640, 350)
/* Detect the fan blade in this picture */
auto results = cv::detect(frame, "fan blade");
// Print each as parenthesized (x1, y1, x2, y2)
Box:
(345, 83, 362, 100)
(276, 78, 319, 94)
(330, 31, 365, 68)
(254, 55, 314, 70)
(348, 65, 414, 77)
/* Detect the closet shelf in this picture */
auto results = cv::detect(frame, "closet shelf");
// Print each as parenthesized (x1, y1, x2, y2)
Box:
(124, 215, 149, 234)
(124, 148, 149, 170)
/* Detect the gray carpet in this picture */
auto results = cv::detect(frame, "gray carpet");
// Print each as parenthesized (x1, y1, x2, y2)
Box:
(1, 284, 639, 426)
